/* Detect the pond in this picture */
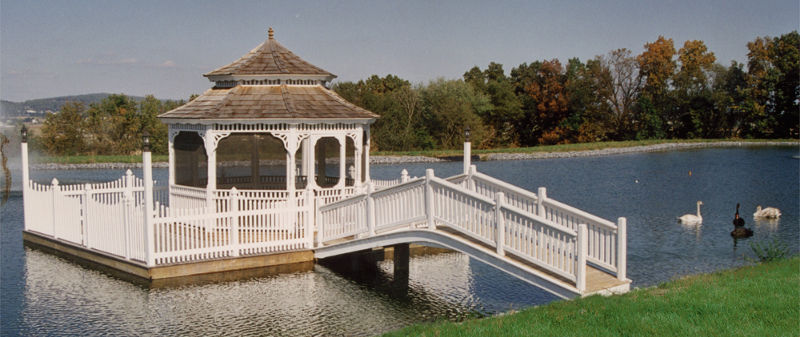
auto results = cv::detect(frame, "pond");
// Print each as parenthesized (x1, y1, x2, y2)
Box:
(2, 146, 798, 336)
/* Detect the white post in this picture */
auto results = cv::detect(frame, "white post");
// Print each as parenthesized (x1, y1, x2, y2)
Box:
(617, 217, 627, 281)
(468, 165, 477, 191)
(537, 187, 547, 217)
(305, 190, 313, 248)
(204, 129, 217, 210)
(315, 194, 323, 248)
(463, 141, 471, 175)
(142, 147, 155, 267)
(348, 165, 356, 185)
(576, 223, 588, 293)
(338, 135, 346, 188)
(82, 183, 91, 247)
(366, 183, 375, 236)
(50, 178, 59, 238)
(20, 131, 29, 231)
(364, 126, 371, 183)
(123, 170, 134, 260)
(425, 169, 435, 230)
(400, 169, 409, 183)
(229, 187, 240, 257)
(495, 192, 505, 256)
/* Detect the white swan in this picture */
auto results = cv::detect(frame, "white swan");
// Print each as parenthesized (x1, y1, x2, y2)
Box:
(754, 205, 781, 219)
(679, 201, 703, 225)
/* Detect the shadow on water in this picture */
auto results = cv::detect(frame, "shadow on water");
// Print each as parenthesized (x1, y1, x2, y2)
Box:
(317, 247, 487, 321)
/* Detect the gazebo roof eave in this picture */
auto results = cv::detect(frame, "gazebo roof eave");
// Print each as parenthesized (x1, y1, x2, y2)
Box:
(160, 117, 377, 126)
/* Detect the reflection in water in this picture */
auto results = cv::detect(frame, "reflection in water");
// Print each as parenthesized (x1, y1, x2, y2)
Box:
(22, 245, 553, 336)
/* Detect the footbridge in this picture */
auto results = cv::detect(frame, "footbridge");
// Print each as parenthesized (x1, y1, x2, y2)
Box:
(315, 167, 630, 299)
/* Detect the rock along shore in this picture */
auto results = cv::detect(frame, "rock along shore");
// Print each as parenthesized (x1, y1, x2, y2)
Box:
(31, 141, 798, 170)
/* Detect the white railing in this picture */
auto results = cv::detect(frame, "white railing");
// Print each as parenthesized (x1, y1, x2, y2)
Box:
(458, 166, 626, 280)
(169, 185, 207, 210)
(24, 169, 314, 267)
(24, 170, 150, 262)
(317, 169, 610, 291)
(152, 188, 311, 265)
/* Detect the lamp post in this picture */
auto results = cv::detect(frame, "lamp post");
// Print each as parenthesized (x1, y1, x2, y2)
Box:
(21, 125, 29, 230)
(463, 125, 471, 174)
(141, 130, 155, 266)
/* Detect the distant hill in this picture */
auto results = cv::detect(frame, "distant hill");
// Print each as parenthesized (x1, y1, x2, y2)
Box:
(1, 93, 156, 117)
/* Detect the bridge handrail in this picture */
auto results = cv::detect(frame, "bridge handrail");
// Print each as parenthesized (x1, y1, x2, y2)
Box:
(460, 165, 625, 279)
(541, 198, 617, 230)
(501, 203, 577, 236)
(319, 192, 368, 212)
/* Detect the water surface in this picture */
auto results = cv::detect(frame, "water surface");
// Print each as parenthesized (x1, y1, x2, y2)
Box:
(2, 146, 798, 335)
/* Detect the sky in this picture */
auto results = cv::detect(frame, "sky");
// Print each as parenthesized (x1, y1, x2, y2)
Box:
(1, 0, 797, 102)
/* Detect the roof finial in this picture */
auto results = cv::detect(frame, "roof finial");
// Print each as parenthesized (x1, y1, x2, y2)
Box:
(268, 27, 274, 40)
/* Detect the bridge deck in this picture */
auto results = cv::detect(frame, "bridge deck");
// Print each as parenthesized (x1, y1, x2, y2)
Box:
(316, 225, 630, 298)
(434, 225, 628, 296)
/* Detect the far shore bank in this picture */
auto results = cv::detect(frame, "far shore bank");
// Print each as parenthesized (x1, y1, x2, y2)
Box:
(29, 140, 799, 170)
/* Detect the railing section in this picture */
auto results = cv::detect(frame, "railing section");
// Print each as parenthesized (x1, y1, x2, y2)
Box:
(317, 169, 604, 290)
(24, 170, 150, 262)
(462, 168, 626, 280)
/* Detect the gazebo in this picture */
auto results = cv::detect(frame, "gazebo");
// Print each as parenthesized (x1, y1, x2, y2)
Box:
(159, 28, 378, 210)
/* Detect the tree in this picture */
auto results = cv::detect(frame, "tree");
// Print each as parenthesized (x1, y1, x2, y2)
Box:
(420, 78, 490, 149)
(672, 40, 716, 138)
(464, 62, 523, 146)
(40, 102, 87, 155)
(595, 49, 643, 139)
(524, 59, 569, 144)
(638, 36, 677, 98)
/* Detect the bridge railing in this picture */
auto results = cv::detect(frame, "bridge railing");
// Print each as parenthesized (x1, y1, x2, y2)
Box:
(457, 166, 626, 281)
(317, 169, 598, 291)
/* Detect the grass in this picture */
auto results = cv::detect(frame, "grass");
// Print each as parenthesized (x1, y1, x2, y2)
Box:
(383, 257, 800, 337)
(31, 139, 796, 164)
(373, 138, 797, 157)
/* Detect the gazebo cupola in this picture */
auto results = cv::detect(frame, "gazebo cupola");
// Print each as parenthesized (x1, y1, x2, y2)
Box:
(159, 28, 378, 205)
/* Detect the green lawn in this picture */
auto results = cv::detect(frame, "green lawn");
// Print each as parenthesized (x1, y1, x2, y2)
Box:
(30, 139, 796, 164)
(384, 257, 800, 337)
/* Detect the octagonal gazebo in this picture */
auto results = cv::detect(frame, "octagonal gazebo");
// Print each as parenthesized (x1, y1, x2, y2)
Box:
(159, 28, 378, 210)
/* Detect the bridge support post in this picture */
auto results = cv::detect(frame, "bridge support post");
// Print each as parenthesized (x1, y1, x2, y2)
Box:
(367, 184, 376, 236)
(617, 217, 627, 281)
(576, 223, 587, 293)
(393, 243, 410, 283)
(494, 192, 505, 256)
(537, 187, 547, 216)
(425, 169, 435, 230)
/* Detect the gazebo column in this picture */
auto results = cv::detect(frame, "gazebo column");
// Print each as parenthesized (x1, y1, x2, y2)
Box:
(301, 138, 312, 184)
(364, 125, 371, 183)
(353, 135, 362, 188)
(284, 126, 299, 198)
(203, 128, 218, 208)
(306, 136, 318, 190)
(337, 135, 346, 188)
(167, 128, 177, 186)
(250, 134, 260, 189)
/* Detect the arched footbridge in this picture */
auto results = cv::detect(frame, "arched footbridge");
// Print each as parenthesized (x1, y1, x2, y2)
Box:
(314, 167, 630, 299)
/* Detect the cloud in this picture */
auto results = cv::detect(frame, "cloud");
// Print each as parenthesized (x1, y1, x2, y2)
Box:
(157, 60, 177, 68)
(77, 56, 139, 66)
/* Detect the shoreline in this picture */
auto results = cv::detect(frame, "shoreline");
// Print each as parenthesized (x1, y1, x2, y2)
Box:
(29, 140, 798, 170)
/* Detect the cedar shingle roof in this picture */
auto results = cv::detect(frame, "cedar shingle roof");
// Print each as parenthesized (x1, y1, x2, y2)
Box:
(159, 85, 378, 120)
(204, 28, 334, 79)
